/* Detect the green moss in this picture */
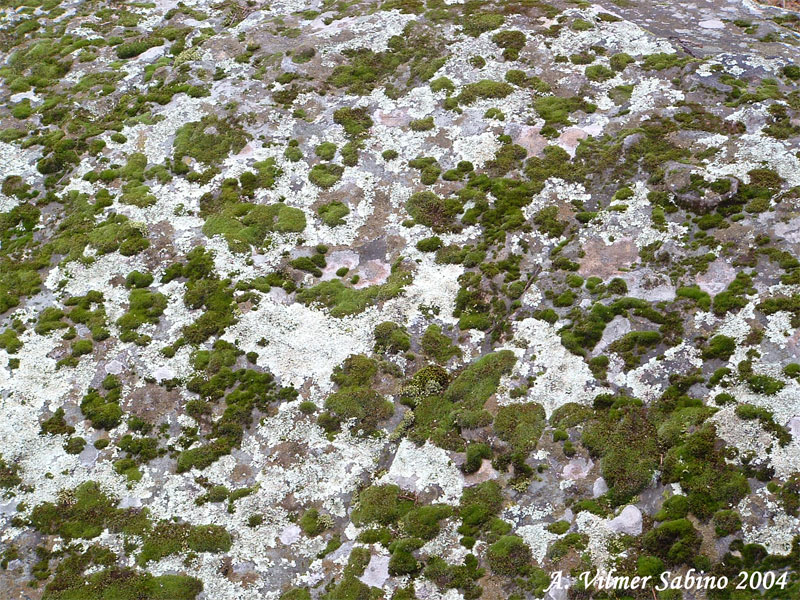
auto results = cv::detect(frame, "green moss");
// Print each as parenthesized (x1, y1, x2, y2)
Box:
(203, 194, 307, 250)
(84, 214, 150, 257)
(553, 289, 574, 307)
(746, 373, 785, 395)
(570, 52, 595, 66)
(352, 484, 414, 526)
(125, 270, 154, 289)
(637, 555, 665, 577)
(458, 480, 503, 536)
(583, 402, 659, 505)
(113, 457, 142, 482)
(0, 453, 21, 489)
(416, 236, 443, 252)
(758, 293, 800, 327)
(64, 436, 86, 455)
(330, 352, 376, 386)
(571, 18, 593, 31)
(702, 335, 736, 360)
(405, 190, 462, 231)
(410, 116, 435, 131)
(421, 324, 461, 363)
(323, 386, 393, 435)
(492, 30, 526, 60)
(297, 265, 411, 317)
(585, 64, 615, 82)
(117, 288, 167, 344)
(775, 473, 800, 516)
(457, 80, 513, 105)
(493, 403, 545, 453)
(483, 108, 505, 122)
(402, 505, 452, 540)
(407, 156, 442, 185)
(463, 442, 491, 474)
(240, 159, 282, 194)
(30, 481, 148, 540)
(712, 509, 742, 537)
(291, 255, 325, 277)
(487, 535, 531, 576)
(172, 115, 248, 167)
(608, 330, 662, 369)
(534, 96, 596, 133)
(422, 553, 484, 598)
(315, 142, 337, 160)
(116, 37, 164, 59)
(642, 52, 691, 71)
(610, 53, 635, 71)
(333, 107, 373, 138)
(676, 285, 711, 311)
(284, 142, 302, 162)
(137, 521, 231, 565)
(0, 128, 26, 142)
(309, 163, 344, 189)
(374, 321, 411, 354)
(559, 303, 614, 355)
(462, 13, 504, 37)
(546, 520, 570, 535)
(395, 379, 444, 428)
(784, 363, 800, 379)
(44, 561, 202, 600)
(80, 377, 123, 430)
(0, 328, 22, 353)
(430, 77, 455, 94)
(642, 518, 701, 565)
(321, 355, 394, 433)
(41, 407, 75, 436)
(444, 351, 516, 412)
(388, 537, 423, 576)
(784, 64, 800, 80)
(607, 277, 628, 295)
(280, 589, 312, 600)
(299, 508, 330, 537)
(654, 494, 689, 522)
(11, 98, 33, 119)
(661, 424, 749, 519)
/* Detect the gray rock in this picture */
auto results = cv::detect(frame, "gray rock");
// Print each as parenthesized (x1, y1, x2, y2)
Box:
(593, 477, 608, 498)
(592, 316, 631, 356)
(662, 161, 737, 212)
(359, 554, 390, 588)
(79, 444, 98, 468)
(608, 505, 643, 536)
(545, 575, 572, 600)
(562, 458, 594, 480)
(105, 359, 125, 375)
(6, 559, 23, 571)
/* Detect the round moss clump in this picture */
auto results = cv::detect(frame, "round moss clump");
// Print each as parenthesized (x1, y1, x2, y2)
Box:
(323, 387, 393, 434)
(317, 201, 350, 226)
(352, 484, 413, 526)
(315, 142, 337, 160)
(308, 163, 344, 189)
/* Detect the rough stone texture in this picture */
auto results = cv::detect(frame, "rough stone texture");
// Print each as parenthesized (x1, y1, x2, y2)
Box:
(608, 505, 643, 536)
